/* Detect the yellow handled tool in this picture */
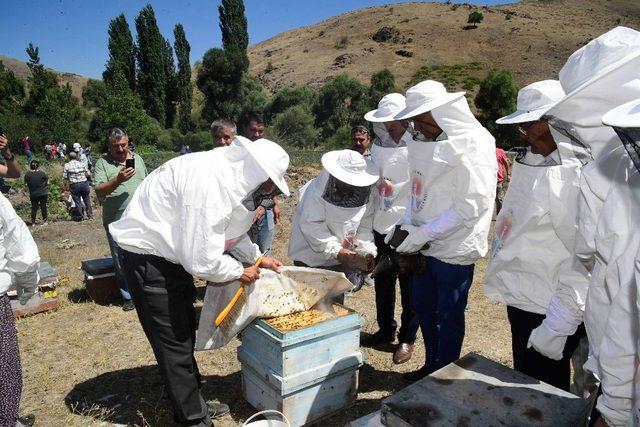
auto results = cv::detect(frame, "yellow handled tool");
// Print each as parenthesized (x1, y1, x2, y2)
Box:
(214, 255, 264, 327)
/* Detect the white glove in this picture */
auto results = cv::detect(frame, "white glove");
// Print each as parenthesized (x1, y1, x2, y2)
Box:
(527, 323, 567, 361)
(527, 295, 582, 361)
(395, 224, 430, 254)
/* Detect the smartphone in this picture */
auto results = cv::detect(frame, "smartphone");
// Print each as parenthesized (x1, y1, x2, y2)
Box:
(125, 158, 135, 169)
(388, 225, 409, 248)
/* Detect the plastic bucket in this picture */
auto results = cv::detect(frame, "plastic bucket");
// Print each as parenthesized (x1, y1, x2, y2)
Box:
(242, 410, 290, 427)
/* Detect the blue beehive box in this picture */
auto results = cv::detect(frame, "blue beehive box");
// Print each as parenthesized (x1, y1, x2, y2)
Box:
(239, 306, 363, 426)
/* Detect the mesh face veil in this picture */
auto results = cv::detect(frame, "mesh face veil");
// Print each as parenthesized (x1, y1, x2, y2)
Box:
(322, 175, 371, 208)
(614, 127, 640, 174)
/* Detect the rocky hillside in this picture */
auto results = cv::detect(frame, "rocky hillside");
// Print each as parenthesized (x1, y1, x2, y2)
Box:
(0, 54, 89, 101)
(248, 0, 640, 92)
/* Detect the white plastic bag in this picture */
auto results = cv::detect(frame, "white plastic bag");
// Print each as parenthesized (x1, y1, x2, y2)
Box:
(195, 266, 352, 350)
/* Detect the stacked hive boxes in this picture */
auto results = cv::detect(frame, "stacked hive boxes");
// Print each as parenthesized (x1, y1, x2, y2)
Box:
(238, 306, 363, 426)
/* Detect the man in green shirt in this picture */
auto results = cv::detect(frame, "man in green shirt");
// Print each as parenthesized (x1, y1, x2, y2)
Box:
(92, 128, 147, 311)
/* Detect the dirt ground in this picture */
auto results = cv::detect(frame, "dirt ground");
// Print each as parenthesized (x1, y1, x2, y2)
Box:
(16, 166, 511, 426)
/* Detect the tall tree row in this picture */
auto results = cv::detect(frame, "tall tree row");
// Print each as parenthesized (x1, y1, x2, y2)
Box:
(135, 4, 168, 127)
(103, 14, 136, 93)
(174, 24, 193, 133)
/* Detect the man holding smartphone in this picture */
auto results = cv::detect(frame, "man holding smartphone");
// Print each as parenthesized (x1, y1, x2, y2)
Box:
(92, 128, 147, 311)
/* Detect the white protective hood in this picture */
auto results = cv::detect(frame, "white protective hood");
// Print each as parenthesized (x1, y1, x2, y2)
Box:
(546, 26, 640, 162)
(405, 95, 497, 265)
(287, 170, 377, 267)
(110, 143, 287, 283)
(369, 122, 412, 235)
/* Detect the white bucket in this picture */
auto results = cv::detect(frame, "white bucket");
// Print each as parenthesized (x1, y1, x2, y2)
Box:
(242, 410, 290, 427)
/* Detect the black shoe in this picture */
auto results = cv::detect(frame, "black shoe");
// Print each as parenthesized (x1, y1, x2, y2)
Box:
(362, 329, 396, 347)
(403, 366, 430, 383)
(122, 300, 135, 311)
(206, 400, 230, 419)
(16, 414, 35, 427)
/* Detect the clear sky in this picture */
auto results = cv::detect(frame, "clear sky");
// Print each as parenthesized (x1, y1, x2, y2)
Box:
(0, 0, 512, 79)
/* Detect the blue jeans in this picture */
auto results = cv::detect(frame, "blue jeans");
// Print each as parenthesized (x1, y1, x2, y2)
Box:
(105, 226, 131, 301)
(256, 208, 275, 255)
(412, 256, 474, 373)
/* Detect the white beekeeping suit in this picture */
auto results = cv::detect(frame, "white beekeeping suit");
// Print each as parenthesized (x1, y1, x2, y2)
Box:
(484, 80, 591, 362)
(0, 194, 40, 302)
(589, 100, 640, 426)
(110, 136, 290, 283)
(365, 94, 413, 236)
(392, 82, 497, 264)
(288, 150, 378, 267)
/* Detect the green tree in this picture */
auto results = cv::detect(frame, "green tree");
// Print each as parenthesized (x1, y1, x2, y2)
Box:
(135, 4, 167, 127)
(103, 14, 137, 92)
(313, 74, 369, 138)
(163, 37, 178, 128)
(474, 69, 518, 148)
(24, 43, 59, 115)
(89, 90, 162, 148)
(237, 74, 268, 121)
(82, 79, 108, 109)
(35, 83, 83, 144)
(197, 47, 245, 123)
(218, 0, 249, 72)
(0, 61, 25, 113)
(266, 86, 317, 121)
(467, 11, 484, 28)
(271, 104, 319, 148)
(368, 68, 399, 108)
(174, 24, 193, 133)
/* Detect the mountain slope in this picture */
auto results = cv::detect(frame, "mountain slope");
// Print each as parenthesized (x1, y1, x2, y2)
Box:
(248, 0, 640, 92)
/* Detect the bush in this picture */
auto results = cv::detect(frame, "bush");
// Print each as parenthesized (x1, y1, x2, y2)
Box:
(266, 86, 317, 121)
(313, 74, 369, 138)
(271, 105, 320, 148)
(474, 69, 518, 148)
(323, 124, 353, 150)
(334, 36, 349, 49)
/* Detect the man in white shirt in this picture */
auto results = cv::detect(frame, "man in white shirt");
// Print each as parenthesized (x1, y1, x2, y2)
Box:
(109, 136, 289, 427)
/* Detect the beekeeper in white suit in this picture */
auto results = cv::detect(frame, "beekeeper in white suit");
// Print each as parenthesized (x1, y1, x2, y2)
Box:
(484, 80, 591, 393)
(390, 80, 497, 381)
(587, 99, 640, 427)
(109, 136, 290, 427)
(540, 27, 640, 426)
(361, 93, 420, 365)
(288, 149, 378, 302)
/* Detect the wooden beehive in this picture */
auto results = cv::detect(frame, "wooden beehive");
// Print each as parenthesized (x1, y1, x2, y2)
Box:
(238, 304, 363, 426)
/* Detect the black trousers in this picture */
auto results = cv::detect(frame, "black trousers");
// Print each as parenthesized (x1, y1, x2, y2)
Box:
(30, 194, 47, 223)
(507, 305, 586, 392)
(122, 250, 210, 427)
(373, 231, 419, 344)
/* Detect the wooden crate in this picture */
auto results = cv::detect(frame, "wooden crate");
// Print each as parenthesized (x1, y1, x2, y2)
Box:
(381, 352, 591, 427)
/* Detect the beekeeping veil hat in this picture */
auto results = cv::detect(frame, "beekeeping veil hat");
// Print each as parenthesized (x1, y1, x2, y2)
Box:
(321, 150, 378, 208)
(365, 93, 407, 122)
(321, 150, 379, 187)
(394, 80, 466, 120)
(234, 136, 290, 197)
(545, 26, 640, 162)
(602, 98, 640, 174)
(496, 80, 565, 124)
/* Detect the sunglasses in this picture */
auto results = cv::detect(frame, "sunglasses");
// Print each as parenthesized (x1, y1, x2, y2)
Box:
(517, 122, 536, 136)
(352, 126, 369, 135)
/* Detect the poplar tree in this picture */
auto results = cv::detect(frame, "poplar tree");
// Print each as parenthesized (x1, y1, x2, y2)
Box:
(135, 4, 166, 127)
(218, 0, 249, 72)
(163, 37, 177, 128)
(103, 14, 136, 92)
(173, 24, 193, 133)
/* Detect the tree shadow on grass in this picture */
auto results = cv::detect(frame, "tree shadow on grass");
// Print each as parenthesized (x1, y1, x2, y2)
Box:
(64, 365, 255, 426)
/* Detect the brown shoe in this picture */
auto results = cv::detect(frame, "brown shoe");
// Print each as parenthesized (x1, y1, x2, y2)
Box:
(393, 342, 414, 364)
